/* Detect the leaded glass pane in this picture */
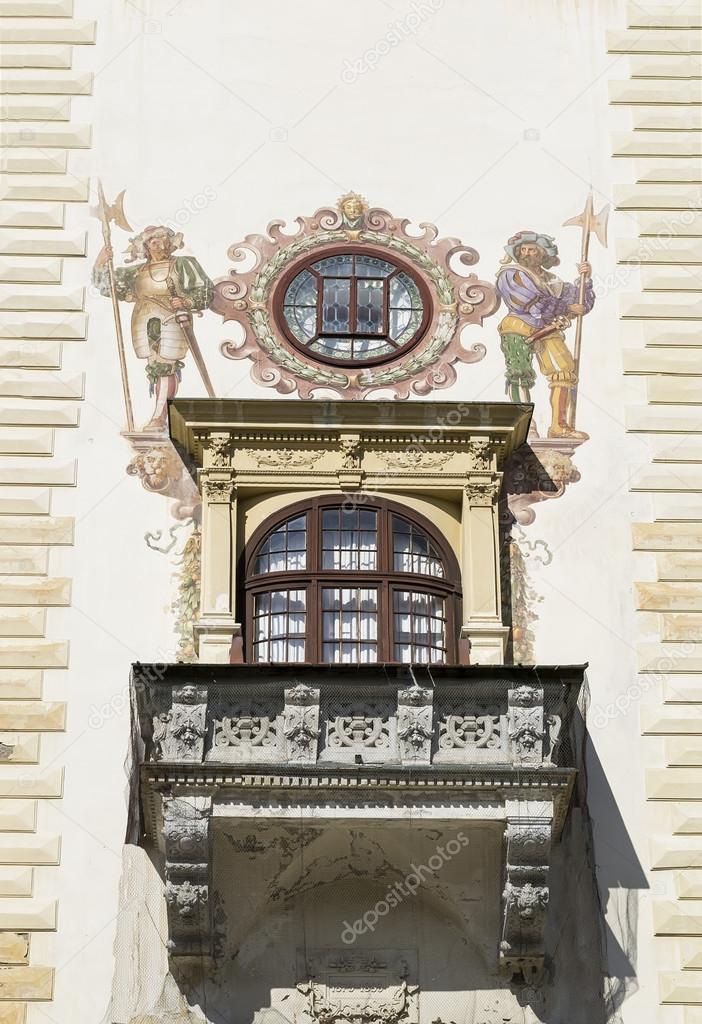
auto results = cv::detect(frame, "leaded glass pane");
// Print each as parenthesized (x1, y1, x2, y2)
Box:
(280, 254, 425, 365)
(393, 589, 446, 664)
(255, 514, 307, 574)
(392, 515, 444, 577)
(253, 589, 307, 663)
(322, 278, 351, 334)
(321, 587, 378, 664)
(322, 508, 378, 570)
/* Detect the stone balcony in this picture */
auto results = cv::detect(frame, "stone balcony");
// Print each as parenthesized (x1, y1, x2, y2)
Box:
(132, 663, 585, 988)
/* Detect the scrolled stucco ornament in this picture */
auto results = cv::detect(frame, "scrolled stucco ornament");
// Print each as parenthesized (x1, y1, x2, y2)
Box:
(212, 194, 498, 400)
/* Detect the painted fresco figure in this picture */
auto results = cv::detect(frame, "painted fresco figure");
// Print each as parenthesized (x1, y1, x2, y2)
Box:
(496, 230, 594, 440)
(93, 225, 214, 430)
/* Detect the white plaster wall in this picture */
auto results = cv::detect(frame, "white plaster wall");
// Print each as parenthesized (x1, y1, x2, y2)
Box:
(41, 1, 662, 1021)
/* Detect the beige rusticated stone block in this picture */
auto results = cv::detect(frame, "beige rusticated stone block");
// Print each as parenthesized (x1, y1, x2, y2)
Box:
(0, 735, 40, 764)
(636, 163, 702, 185)
(0, 935, 28, 966)
(0, 578, 69, 606)
(631, 468, 702, 493)
(681, 941, 702, 969)
(0, 517, 72, 545)
(0, 345, 62, 370)
(662, 971, 702, 1004)
(643, 325, 702, 346)
(0, 286, 83, 311)
(0, 175, 88, 203)
(0, 770, 60, 802)
(0, 402, 78, 427)
(652, 440, 702, 465)
(1, 18, 95, 43)
(1, 122, 89, 146)
(648, 769, 702, 801)
(0, 69, 91, 94)
(627, 4, 702, 28)
(0, 149, 67, 174)
(0, 429, 53, 456)
(662, 616, 702, 642)
(628, 405, 702, 432)
(0, 838, 58, 867)
(634, 524, 702, 552)
(649, 378, 702, 404)
(0, 701, 64, 731)
(0, 259, 62, 284)
(0, 204, 63, 229)
(0, 640, 68, 669)
(633, 109, 702, 130)
(637, 582, 702, 612)
(655, 900, 702, 933)
(659, 553, 702, 579)
(0, 96, 70, 120)
(0, 608, 46, 638)
(0, 313, 85, 339)
(0, 768, 61, 799)
(0, 671, 42, 700)
(643, 268, 702, 290)
(0, 966, 51, 999)
(614, 132, 702, 157)
(665, 679, 702, 704)
(0, 0, 73, 12)
(0, 802, 35, 833)
(0, 1005, 25, 1023)
(677, 873, 702, 899)
(0, 548, 48, 575)
(654, 496, 702, 521)
(615, 185, 702, 210)
(642, 706, 702, 733)
(637, 212, 702, 237)
(0, 44, 72, 68)
(0, 965, 53, 1000)
(0, 373, 83, 399)
(618, 238, 702, 265)
(0, 231, 83, 257)
(609, 80, 702, 104)
(624, 348, 702, 374)
(0, 489, 50, 515)
(0, 461, 75, 486)
(622, 294, 702, 320)
(667, 739, 702, 766)
(630, 54, 702, 77)
(0, 869, 32, 898)
(607, 29, 702, 53)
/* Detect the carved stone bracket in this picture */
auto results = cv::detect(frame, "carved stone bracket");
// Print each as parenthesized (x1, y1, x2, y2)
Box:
(152, 684, 207, 762)
(203, 431, 232, 469)
(507, 685, 545, 766)
(284, 683, 321, 763)
(500, 806, 553, 984)
(503, 439, 582, 527)
(162, 793, 212, 959)
(397, 681, 434, 764)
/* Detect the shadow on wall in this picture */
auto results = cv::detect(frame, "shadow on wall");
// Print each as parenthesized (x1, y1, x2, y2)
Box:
(544, 677, 645, 1024)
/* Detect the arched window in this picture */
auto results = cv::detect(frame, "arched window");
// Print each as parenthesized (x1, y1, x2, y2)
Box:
(244, 497, 461, 665)
(274, 246, 431, 367)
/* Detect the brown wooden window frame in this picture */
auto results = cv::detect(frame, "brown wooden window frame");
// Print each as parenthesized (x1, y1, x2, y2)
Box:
(242, 495, 462, 665)
(272, 244, 433, 369)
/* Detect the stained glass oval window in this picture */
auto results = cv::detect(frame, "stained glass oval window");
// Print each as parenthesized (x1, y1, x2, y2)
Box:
(277, 251, 429, 366)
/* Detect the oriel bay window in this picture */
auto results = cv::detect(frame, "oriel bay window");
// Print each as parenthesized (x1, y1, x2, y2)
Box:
(244, 497, 461, 664)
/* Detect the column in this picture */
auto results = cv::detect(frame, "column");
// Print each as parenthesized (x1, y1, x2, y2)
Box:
(460, 478, 509, 664)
